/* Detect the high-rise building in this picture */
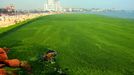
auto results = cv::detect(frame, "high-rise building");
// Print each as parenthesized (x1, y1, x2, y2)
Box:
(44, 0, 62, 11)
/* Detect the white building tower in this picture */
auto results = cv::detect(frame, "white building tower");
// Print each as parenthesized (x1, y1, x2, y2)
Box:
(44, 0, 62, 11)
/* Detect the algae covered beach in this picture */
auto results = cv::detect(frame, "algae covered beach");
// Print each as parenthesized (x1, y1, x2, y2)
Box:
(0, 14, 134, 75)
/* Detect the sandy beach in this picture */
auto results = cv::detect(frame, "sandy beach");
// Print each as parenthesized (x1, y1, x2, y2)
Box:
(0, 13, 49, 28)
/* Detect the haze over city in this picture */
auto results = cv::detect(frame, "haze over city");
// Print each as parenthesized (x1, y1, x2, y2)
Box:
(0, 0, 134, 10)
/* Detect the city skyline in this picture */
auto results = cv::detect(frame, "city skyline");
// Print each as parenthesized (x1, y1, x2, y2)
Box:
(0, 0, 134, 10)
(44, 0, 62, 11)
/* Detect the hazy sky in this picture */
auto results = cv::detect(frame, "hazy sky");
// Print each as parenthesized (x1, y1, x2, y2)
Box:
(0, 0, 134, 10)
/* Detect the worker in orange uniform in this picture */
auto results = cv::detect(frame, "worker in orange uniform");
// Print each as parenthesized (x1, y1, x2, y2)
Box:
(0, 48, 9, 68)
(0, 48, 9, 75)
(0, 48, 9, 62)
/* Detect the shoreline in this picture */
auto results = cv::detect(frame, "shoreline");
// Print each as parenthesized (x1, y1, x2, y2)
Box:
(0, 12, 58, 28)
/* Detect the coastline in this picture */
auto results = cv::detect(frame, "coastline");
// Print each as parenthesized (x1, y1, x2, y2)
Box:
(0, 13, 47, 28)
(0, 12, 64, 28)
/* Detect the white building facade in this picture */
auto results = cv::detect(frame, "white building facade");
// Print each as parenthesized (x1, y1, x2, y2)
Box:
(44, 0, 62, 11)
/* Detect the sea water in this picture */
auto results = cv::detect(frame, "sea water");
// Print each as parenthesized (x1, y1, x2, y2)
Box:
(86, 11, 134, 19)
